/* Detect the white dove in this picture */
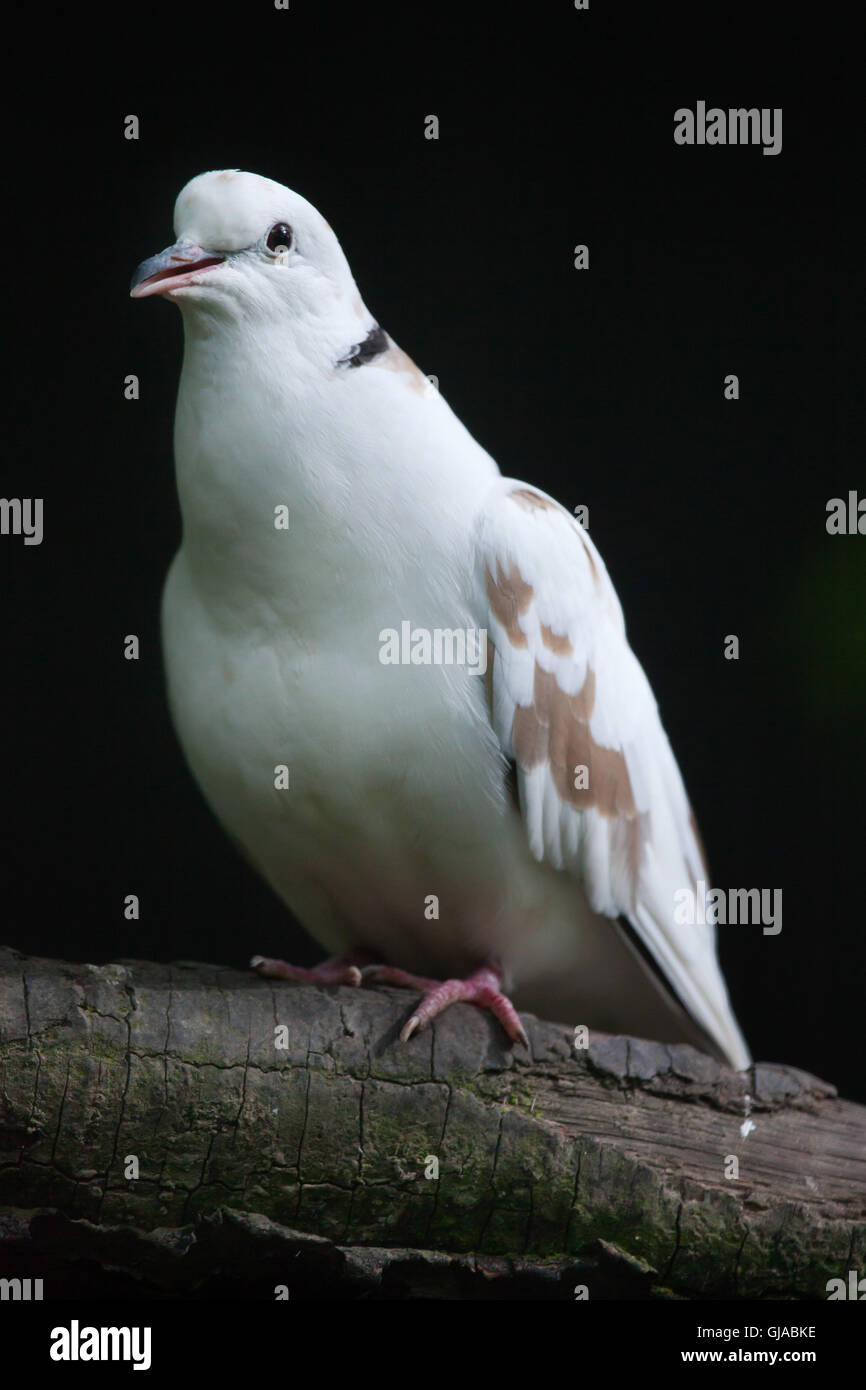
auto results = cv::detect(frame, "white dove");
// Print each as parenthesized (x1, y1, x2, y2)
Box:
(131, 169, 750, 1070)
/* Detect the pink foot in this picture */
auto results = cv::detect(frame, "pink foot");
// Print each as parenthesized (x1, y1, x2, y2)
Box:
(250, 950, 371, 988)
(362, 963, 529, 1048)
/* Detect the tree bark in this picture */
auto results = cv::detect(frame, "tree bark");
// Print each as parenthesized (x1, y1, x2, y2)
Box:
(0, 947, 863, 1299)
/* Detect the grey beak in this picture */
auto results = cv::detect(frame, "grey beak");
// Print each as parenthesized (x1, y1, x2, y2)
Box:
(130, 240, 226, 298)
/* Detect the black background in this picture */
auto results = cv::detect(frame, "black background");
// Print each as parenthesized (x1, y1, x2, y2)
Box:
(3, 6, 863, 1100)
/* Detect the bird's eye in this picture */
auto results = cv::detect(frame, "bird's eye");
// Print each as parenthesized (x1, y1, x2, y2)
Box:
(266, 223, 294, 252)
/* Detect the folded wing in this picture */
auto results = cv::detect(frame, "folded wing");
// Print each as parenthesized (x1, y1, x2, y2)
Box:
(474, 479, 750, 1070)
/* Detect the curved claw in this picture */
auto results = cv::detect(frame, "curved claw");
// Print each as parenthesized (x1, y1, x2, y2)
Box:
(394, 966, 530, 1049)
(400, 1014, 422, 1043)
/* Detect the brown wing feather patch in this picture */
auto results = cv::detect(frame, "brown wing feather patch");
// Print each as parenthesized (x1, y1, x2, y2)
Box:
(484, 560, 534, 649)
(540, 622, 574, 656)
(487, 549, 641, 867)
(508, 487, 559, 514)
(512, 661, 636, 817)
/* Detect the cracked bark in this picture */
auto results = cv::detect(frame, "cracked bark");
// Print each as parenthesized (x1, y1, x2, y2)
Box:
(0, 947, 863, 1300)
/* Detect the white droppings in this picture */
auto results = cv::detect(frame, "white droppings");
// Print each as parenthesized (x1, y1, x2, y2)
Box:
(740, 1091, 755, 1140)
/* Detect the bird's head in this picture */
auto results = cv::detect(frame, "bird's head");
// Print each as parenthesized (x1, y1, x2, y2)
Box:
(130, 169, 364, 331)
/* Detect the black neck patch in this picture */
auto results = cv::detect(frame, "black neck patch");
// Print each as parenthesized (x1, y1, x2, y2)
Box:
(337, 324, 389, 369)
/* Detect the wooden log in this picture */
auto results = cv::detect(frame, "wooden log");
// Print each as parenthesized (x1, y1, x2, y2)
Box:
(0, 948, 863, 1298)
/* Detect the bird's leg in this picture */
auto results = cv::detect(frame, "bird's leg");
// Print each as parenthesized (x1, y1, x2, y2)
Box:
(250, 949, 374, 988)
(361, 963, 529, 1048)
